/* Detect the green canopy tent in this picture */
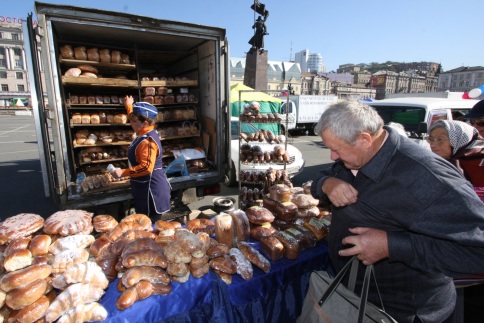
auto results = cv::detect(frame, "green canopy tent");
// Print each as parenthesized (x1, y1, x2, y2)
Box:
(230, 83, 282, 134)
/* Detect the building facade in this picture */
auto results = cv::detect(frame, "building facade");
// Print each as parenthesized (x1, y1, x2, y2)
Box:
(437, 66, 484, 92)
(0, 20, 31, 107)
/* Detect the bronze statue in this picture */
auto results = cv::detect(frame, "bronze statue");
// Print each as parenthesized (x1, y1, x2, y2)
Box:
(248, 1, 269, 51)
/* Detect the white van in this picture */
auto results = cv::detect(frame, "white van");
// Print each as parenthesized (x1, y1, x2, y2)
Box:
(367, 97, 479, 144)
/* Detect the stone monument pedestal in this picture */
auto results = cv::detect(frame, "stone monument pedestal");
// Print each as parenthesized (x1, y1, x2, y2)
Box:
(244, 49, 268, 91)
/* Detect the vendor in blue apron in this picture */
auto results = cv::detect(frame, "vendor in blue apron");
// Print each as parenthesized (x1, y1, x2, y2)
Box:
(111, 96, 171, 220)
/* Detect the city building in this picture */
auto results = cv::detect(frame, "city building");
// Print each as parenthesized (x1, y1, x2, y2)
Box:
(295, 49, 325, 73)
(300, 73, 331, 95)
(437, 66, 484, 92)
(0, 20, 31, 107)
(337, 64, 361, 74)
(229, 57, 302, 95)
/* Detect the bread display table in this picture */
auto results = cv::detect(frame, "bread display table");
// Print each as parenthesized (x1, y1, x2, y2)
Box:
(99, 240, 329, 322)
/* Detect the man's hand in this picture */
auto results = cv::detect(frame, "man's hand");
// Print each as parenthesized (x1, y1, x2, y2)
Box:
(338, 227, 389, 265)
(111, 168, 123, 179)
(322, 177, 358, 207)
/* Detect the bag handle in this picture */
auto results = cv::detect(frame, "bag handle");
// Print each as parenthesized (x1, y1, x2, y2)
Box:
(318, 257, 382, 323)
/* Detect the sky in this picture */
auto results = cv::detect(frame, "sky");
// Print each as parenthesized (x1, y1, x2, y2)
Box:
(3, 0, 483, 72)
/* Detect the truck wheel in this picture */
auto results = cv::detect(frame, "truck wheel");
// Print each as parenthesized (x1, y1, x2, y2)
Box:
(312, 123, 319, 136)
(224, 161, 237, 187)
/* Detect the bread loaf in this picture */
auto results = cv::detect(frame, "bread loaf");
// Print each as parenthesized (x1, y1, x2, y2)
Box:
(53, 261, 108, 290)
(111, 50, 121, 63)
(44, 210, 93, 236)
(44, 283, 105, 322)
(60, 45, 74, 59)
(206, 243, 229, 259)
(269, 184, 291, 202)
(99, 49, 111, 63)
(245, 206, 275, 225)
(92, 214, 118, 232)
(249, 224, 277, 240)
(113, 114, 127, 124)
(73, 46, 87, 60)
(90, 113, 100, 124)
(285, 226, 317, 250)
(122, 265, 171, 287)
(64, 67, 82, 77)
(77, 64, 98, 74)
(51, 249, 89, 274)
(189, 254, 209, 269)
(116, 281, 171, 310)
(163, 241, 192, 264)
(86, 48, 100, 62)
(144, 87, 156, 96)
(4, 237, 32, 257)
(120, 53, 130, 64)
(0, 264, 52, 292)
(71, 113, 82, 124)
(0, 213, 44, 245)
(48, 234, 95, 255)
(291, 194, 320, 209)
(175, 230, 205, 257)
(228, 247, 253, 280)
(236, 241, 271, 273)
(213, 269, 232, 284)
(303, 217, 329, 240)
(190, 262, 210, 278)
(229, 209, 250, 242)
(209, 255, 237, 274)
(120, 237, 163, 259)
(272, 231, 300, 260)
(6, 278, 47, 310)
(89, 236, 112, 258)
(122, 249, 168, 269)
(260, 236, 284, 261)
(13, 293, 52, 323)
(56, 302, 108, 323)
(29, 234, 52, 256)
(120, 213, 152, 231)
(81, 114, 91, 124)
(166, 262, 189, 277)
(3, 249, 33, 272)
(274, 201, 298, 221)
(214, 213, 235, 248)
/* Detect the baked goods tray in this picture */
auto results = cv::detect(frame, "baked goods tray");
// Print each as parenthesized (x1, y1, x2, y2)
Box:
(62, 76, 138, 87)
(80, 179, 130, 195)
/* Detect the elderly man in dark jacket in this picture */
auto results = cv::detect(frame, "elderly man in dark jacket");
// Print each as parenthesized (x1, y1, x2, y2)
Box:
(311, 100, 484, 323)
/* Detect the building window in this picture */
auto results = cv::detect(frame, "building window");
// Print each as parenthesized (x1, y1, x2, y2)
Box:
(0, 48, 4, 56)
(11, 34, 19, 41)
(13, 48, 21, 56)
(15, 60, 23, 68)
(0, 71, 6, 78)
(1, 84, 8, 91)
(459, 74, 464, 80)
(0, 59, 5, 67)
(17, 85, 25, 92)
(0, 33, 2, 39)
(16, 72, 23, 79)
(478, 73, 483, 78)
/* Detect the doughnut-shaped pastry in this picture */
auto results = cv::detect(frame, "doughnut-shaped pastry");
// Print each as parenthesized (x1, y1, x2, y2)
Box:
(186, 219, 215, 236)
(120, 214, 152, 231)
(93, 215, 118, 233)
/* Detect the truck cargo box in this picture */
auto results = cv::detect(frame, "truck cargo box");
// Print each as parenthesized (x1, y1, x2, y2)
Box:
(23, 2, 230, 214)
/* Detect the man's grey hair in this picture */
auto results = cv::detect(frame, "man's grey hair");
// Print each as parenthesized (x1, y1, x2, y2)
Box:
(314, 99, 384, 144)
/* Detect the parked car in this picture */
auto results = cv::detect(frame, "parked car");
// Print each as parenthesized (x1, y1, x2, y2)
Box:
(226, 117, 305, 186)
(367, 97, 478, 147)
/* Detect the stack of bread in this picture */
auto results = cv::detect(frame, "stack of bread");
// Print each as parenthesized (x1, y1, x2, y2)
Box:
(0, 210, 110, 322)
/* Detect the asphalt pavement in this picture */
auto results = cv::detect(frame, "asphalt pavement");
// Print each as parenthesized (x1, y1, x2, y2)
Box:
(0, 115, 333, 221)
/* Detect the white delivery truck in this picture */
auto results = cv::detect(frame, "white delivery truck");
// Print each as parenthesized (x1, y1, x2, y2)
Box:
(280, 95, 338, 134)
(23, 2, 231, 217)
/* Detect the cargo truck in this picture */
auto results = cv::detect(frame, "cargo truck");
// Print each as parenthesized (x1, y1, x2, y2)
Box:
(279, 95, 338, 134)
(23, 2, 231, 217)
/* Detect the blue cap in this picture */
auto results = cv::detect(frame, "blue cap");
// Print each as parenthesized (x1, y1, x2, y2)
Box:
(133, 102, 158, 119)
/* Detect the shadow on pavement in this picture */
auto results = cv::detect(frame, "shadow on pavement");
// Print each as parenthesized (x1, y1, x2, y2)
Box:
(0, 159, 58, 220)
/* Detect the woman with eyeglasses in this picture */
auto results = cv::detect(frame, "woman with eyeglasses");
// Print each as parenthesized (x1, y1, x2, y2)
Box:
(427, 120, 484, 187)
(463, 100, 484, 137)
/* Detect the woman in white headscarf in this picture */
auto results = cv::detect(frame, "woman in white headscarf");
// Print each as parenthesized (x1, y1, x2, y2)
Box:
(427, 120, 484, 186)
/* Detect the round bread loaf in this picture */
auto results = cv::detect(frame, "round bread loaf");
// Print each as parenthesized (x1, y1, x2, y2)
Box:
(77, 64, 98, 74)
(43, 210, 93, 236)
(0, 213, 44, 245)
(245, 206, 275, 225)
